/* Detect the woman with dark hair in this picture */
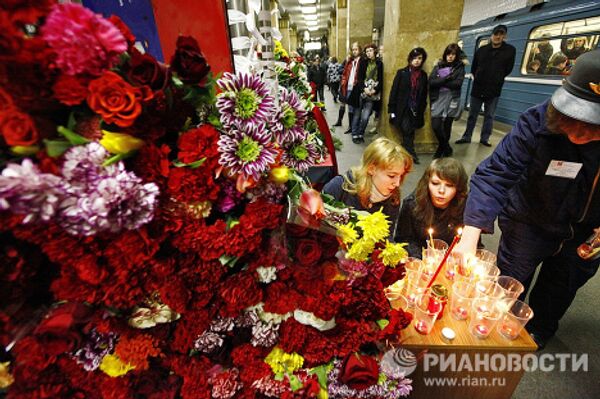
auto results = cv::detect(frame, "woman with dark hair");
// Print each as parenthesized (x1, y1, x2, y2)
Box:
(545, 53, 569, 75)
(429, 43, 466, 158)
(350, 43, 384, 144)
(388, 47, 428, 164)
(395, 158, 468, 257)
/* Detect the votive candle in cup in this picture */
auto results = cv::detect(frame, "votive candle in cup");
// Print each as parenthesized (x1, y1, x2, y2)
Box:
(469, 298, 501, 339)
(497, 299, 534, 340)
(413, 292, 441, 335)
(475, 249, 497, 264)
(450, 280, 476, 320)
(475, 280, 505, 301)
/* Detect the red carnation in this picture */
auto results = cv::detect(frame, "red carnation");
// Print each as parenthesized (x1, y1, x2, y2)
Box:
(339, 353, 380, 390)
(219, 272, 263, 316)
(177, 124, 220, 164)
(125, 47, 169, 91)
(52, 74, 89, 105)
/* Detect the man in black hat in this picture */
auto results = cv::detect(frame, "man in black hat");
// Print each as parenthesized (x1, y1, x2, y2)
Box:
(454, 50, 600, 350)
(456, 24, 516, 146)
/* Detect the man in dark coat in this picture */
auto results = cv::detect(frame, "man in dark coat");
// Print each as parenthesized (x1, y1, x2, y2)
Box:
(456, 24, 516, 147)
(308, 56, 327, 106)
(454, 50, 600, 350)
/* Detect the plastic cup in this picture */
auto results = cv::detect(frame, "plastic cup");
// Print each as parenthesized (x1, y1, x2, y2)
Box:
(450, 281, 476, 320)
(475, 280, 505, 300)
(497, 299, 534, 340)
(496, 276, 525, 300)
(403, 276, 427, 308)
(469, 298, 502, 339)
(444, 252, 462, 281)
(385, 290, 410, 311)
(413, 292, 442, 335)
(475, 249, 497, 264)
(470, 261, 500, 283)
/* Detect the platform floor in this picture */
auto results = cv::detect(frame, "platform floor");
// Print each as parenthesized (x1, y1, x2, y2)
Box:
(320, 89, 600, 399)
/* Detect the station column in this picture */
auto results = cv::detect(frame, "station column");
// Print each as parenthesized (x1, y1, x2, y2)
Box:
(380, 0, 464, 153)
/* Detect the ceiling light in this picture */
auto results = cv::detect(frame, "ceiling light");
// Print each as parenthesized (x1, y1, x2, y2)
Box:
(308, 26, 319, 31)
(301, 6, 317, 14)
(306, 20, 318, 26)
(299, 0, 316, 4)
(304, 14, 318, 21)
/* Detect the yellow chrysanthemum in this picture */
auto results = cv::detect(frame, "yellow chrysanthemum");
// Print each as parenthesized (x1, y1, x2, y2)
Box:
(99, 354, 136, 378)
(265, 347, 304, 374)
(0, 362, 14, 389)
(356, 209, 390, 243)
(346, 238, 375, 262)
(380, 241, 409, 267)
(100, 130, 144, 154)
(337, 223, 358, 245)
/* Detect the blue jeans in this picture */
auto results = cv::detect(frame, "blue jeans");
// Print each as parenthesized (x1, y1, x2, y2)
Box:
(351, 98, 375, 138)
(462, 95, 499, 142)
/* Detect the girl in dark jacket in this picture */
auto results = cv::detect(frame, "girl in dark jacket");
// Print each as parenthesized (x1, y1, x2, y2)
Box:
(429, 44, 466, 158)
(395, 158, 468, 258)
(388, 48, 428, 164)
(350, 43, 384, 144)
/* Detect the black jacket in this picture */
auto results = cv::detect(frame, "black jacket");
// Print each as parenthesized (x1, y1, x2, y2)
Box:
(471, 42, 516, 99)
(429, 60, 465, 103)
(346, 57, 370, 108)
(395, 193, 463, 258)
(308, 63, 327, 86)
(388, 66, 428, 129)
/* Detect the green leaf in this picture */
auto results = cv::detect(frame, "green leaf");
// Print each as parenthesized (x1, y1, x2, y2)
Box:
(376, 319, 390, 330)
(57, 126, 90, 145)
(102, 150, 136, 167)
(218, 254, 239, 268)
(44, 139, 72, 157)
(310, 364, 331, 389)
(208, 113, 222, 128)
(289, 374, 303, 391)
(172, 157, 206, 169)
(274, 372, 285, 381)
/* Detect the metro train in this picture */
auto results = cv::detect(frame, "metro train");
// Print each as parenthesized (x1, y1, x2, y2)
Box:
(458, 0, 600, 126)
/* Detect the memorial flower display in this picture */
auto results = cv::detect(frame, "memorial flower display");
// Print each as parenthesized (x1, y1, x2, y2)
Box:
(0, 2, 413, 398)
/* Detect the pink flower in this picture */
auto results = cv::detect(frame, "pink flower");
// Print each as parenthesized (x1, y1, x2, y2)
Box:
(41, 3, 127, 76)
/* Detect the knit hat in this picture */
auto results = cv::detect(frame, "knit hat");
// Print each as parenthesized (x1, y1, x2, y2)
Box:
(551, 50, 600, 125)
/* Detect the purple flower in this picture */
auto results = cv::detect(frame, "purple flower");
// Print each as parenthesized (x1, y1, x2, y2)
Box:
(218, 123, 277, 179)
(58, 143, 160, 236)
(280, 138, 319, 172)
(216, 72, 275, 129)
(251, 321, 279, 347)
(0, 159, 65, 223)
(271, 87, 308, 144)
(194, 331, 224, 353)
(73, 330, 117, 371)
(246, 179, 287, 204)
(215, 179, 244, 213)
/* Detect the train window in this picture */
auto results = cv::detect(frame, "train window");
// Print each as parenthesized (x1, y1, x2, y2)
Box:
(522, 16, 599, 77)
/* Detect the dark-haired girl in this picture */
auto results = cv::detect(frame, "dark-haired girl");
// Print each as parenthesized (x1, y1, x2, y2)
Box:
(395, 157, 468, 257)
(388, 47, 428, 164)
(429, 43, 466, 158)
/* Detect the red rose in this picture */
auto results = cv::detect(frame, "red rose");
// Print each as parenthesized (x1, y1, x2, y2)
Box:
(0, 108, 39, 146)
(170, 36, 210, 84)
(87, 71, 148, 127)
(126, 48, 169, 91)
(286, 224, 310, 237)
(295, 238, 322, 266)
(34, 302, 94, 355)
(339, 353, 380, 390)
(52, 74, 89, 106)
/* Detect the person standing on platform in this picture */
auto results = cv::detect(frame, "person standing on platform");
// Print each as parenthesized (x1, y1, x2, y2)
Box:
(388, 47, 428, 164)
(327, 57, 343, 103)
(335, 43, 365, 133)
(323, 137, 413, 239)
(350, 44, 383, 144)
(308, 56, 327, 108)
(454, 50, 600, 350)
(396, 158, 469, 258)
(456, 24, 516, 147)
(429, 43, 465, 158)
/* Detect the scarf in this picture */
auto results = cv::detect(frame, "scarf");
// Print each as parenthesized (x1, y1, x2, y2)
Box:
(409, 66, 422, 111)
(369, 184, 392, 204)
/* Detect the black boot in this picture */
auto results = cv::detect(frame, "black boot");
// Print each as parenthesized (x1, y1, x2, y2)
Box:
(344, 112, 354, 134)
(333, 107, 345, 127)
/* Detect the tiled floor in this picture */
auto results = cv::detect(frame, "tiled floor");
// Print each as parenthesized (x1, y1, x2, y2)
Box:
(320, 88, 600, 399)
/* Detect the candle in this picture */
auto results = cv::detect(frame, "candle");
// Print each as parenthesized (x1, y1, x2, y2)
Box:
(426, 228, 463, 289)
(428, 228, 435, 249)
(452, 306, 469, 320)
(499, 320, 520, 340)
(473, 324, 489, 337)
(414, 320, 430, 335)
